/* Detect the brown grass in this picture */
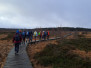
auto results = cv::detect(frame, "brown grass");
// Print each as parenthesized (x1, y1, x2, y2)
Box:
(0, 34, 13, 68)
(27, 40, 57, 68)
(72, 49, 91, 60)
(27, 32, 91, 68)
(0, 34, 8, 39)
(85, 34, 91, 38)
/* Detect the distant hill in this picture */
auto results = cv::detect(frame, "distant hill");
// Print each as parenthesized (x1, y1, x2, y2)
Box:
(34, 27, 91, 32)
(0, 27, 91, 32)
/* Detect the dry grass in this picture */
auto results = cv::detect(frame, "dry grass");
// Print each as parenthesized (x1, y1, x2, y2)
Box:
(33, 38, 91, 68)
(27, 32, 79, 68)
(0, 34, 13, 68)
(85, 34, 91, 38)
(0, 34, 8, 39)
(27, 40, 57, 68)
(72, 49, 91, 60)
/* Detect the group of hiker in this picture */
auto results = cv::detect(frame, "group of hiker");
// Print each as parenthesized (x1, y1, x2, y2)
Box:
(12, 30, 50, 54)
(21, 30, 50, 43)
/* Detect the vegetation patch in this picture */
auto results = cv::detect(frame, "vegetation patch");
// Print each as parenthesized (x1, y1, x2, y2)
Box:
(34, 38, 91, 68)
(0, 32, 15, 40)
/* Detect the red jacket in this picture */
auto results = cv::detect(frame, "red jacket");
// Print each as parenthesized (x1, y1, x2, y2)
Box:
(13, 33, 22, 43)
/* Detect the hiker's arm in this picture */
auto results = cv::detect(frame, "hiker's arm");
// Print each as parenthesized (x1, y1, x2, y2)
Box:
(20, 36, 22, 42)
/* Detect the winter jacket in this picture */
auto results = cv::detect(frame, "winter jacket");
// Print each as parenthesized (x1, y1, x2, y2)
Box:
(13, 33, 22, 43)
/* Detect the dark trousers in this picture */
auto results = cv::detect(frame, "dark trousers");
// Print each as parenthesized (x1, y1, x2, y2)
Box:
(29, 36, 33, 42)
(23, 36, 25, 41)
(23, 37, 25, 44)
(15, 43, 20, 53)
(47, 35, 49, 40)
(39, 36, 41, 41)
(44, 35, 46, 40)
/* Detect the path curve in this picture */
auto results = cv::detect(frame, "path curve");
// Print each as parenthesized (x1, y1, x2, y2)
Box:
(3, 33, 72, 68)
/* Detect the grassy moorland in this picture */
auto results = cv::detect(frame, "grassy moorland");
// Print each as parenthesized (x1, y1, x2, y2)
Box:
(0, 32, 14, 68)
(34, 38, 91, 68)
(0, 32, 15, 40)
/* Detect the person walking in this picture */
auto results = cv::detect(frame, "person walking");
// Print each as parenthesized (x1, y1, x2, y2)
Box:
(44, 31, 47, 40)
(26, 31, 29, 43)
(47, 31, 50, 40)
(29, 30, 33, 42)
(34, 31, 38, 42)
(19, 29, 22, 45)
(13, 30, 22, 54)
(22, 31, 26, 44)
(19, 29, 22, 35)
(42, 31, 45, 40)
(38, 31, 42, 41)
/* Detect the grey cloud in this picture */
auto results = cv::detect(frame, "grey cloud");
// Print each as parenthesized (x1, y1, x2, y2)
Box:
(0, 0, 91, 28)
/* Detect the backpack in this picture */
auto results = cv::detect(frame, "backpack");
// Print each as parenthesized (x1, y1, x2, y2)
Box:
(34, 32, 37, 36)
(44, 32, 47, 36)
(15, 34, 20, 41)
(22, 32, 25, 36)
(38, 32, 40, 36)
(47, 32, 49, 35)
(26, 32, 29, 35)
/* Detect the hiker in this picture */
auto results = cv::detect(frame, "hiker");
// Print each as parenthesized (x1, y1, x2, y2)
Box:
(22, 31, 26, 44)
(26, 31, 29, 43)
(13, 30, 22, 54)
(19, 29, 22, 44)
(44, 31, 47, 40)
(47, 31, 50, 40)
(33, 31, 38, 42)
(19, 29, 22, 35)
(29, 31, 33, 42)
(38, 31, 42, 41)
(42, 31, 44, 39)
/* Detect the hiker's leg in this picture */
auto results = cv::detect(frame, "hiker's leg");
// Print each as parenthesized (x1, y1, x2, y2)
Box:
(47, 35, 49, 40)
(48, 35, 49, 40)
(42, 35, 43, 40)
(15, 43, 17, 53)
(47, 36, 48, 40)
(40, 36, 41, 40)
(45, 36, 46, 40)
(35, 36, 36, 42)
(26, 38, 27, 42)
(15, 43, 19, 53)
(35, 36, 36, 41)
(26, 36, 28, 42)
(17, 44, 19, 53)
(20, 42, 21, 45)
(44, 36, 45, 40)
(28, 36, 30, 41)
(23, 38, 24, 43)
(29, 36, 30, 42)
(43, 35, 44, 40)
(31, 36, 32, 42)
(38, 36, 40, 41)
(24, 37, 25, 44)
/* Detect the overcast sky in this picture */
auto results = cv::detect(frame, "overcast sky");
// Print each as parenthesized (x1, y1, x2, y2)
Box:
(0, 0, 91, 29)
